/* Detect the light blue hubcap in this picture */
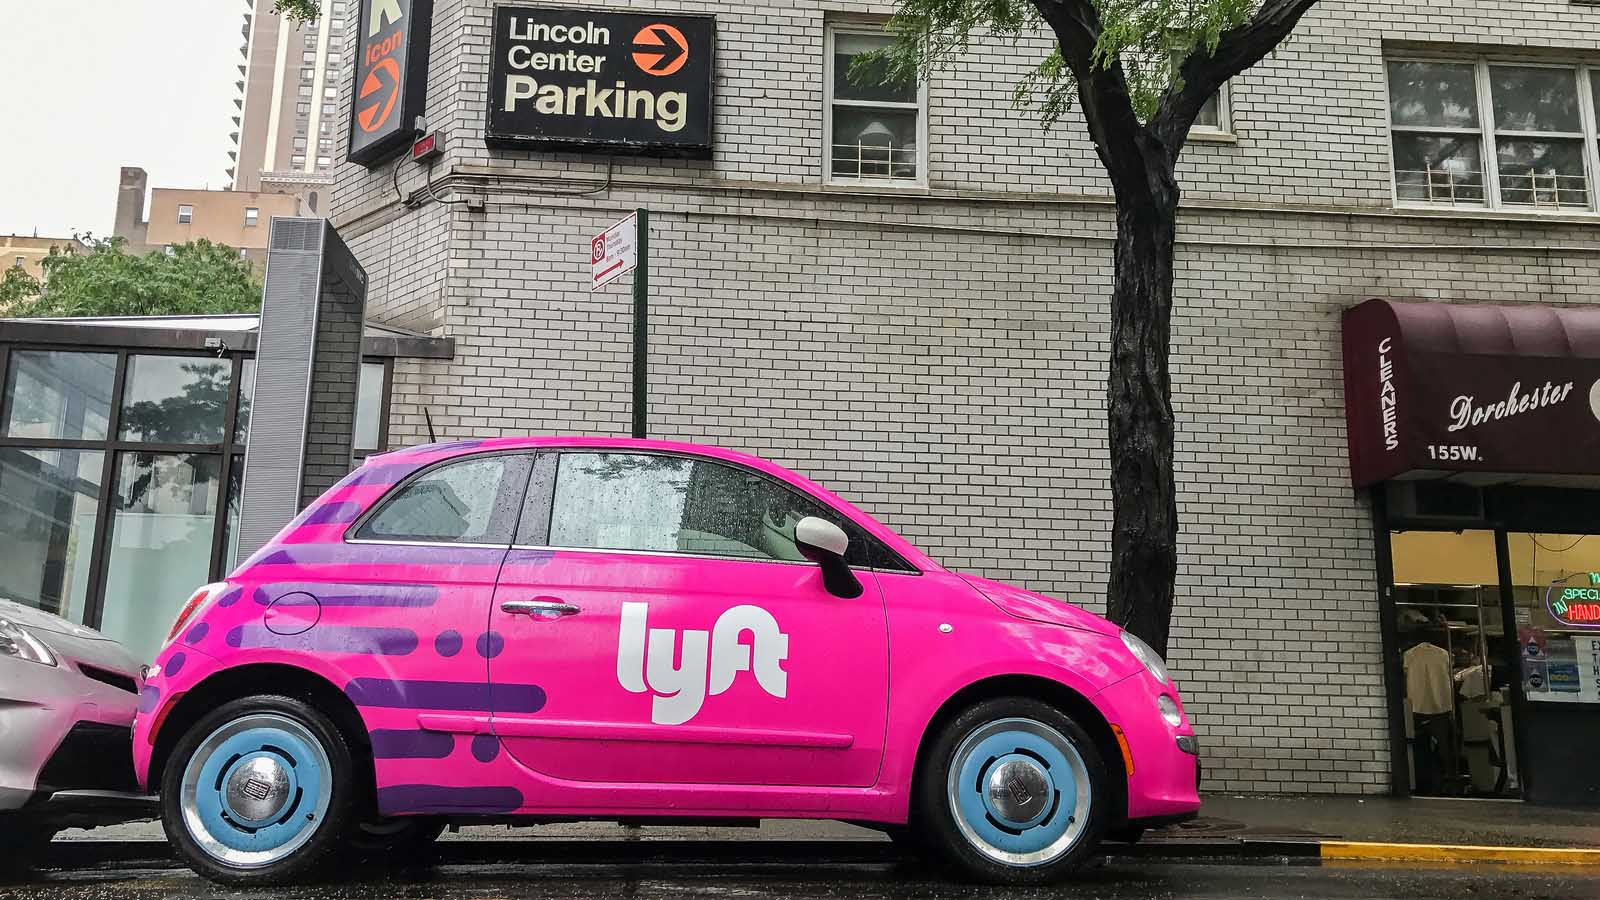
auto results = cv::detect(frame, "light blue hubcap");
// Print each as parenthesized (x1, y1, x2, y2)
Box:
(179, 714, 333, 868)
(947, 718, 1093, 867)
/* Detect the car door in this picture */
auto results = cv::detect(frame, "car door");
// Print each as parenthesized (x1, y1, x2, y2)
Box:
(487, 449, 890, 788)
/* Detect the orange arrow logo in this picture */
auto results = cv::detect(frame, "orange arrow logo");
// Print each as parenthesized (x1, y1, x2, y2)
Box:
(631, 24, 689, 76)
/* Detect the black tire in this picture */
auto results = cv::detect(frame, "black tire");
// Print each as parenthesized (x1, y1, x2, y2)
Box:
(160, 694, 359, 885)
(916, 696, 1109, 884)
(347, 816, 446, 861)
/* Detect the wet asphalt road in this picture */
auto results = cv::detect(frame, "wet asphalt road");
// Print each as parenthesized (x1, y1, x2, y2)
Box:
(4, 847, 1599, 900)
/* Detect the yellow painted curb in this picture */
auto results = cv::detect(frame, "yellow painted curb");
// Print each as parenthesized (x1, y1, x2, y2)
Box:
(1321, 841, 1600, 866)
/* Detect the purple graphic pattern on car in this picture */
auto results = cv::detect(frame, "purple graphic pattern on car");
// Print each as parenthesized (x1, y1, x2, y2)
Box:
(376, 784, 524, 815)
(370, 729, 457, 759)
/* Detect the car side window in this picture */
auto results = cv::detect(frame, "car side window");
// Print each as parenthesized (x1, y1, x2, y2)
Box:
(355, 454, 529, 545)
(546, 452, 885, 568)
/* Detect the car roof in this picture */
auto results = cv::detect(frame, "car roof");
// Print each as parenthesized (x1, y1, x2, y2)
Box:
(366, 436, 939, 572)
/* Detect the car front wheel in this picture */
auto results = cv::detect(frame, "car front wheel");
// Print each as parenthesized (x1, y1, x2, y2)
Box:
(918, 697, 1108, 884)
(161, 695, 356, 884)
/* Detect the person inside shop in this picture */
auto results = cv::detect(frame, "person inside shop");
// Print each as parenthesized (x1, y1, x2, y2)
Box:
(1404, 629, 1460, 795)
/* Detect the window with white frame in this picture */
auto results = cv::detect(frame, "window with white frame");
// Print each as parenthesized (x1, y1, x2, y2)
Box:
(824, 26, 925, 183)
(1192, 85, 1232, 137)
(1389, 57, 1600, 211)
(176, 204, 193, 224)
(244, 207, 259, 227)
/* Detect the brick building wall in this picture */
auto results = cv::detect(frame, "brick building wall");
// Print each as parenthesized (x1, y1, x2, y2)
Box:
(330, 0, 1600, 793)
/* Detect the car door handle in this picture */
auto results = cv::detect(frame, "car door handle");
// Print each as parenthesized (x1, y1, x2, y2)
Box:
(501, 600, 580, 619)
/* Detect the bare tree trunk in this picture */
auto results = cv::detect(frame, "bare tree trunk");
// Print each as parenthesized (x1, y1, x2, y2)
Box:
(1104, 169, 1180, 657)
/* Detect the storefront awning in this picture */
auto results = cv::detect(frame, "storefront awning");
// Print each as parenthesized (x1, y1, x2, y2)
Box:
(1342, 298, 1600, 489)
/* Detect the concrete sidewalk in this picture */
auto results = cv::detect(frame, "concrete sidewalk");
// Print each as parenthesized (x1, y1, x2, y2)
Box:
(53, 792, 1600, 865)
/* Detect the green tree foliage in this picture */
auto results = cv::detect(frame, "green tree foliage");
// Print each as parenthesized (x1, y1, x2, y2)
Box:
(874, 0, 1319, 654)
(6, 237, 263, 319)
(274, 1, 322, 22)
(0, 266, 41, 309)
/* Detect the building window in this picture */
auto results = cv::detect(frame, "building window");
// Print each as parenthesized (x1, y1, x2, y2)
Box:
(324, 86, 338, 100)
(303, 50, 317, 64)
(328, 53, 342, 67)
(301, 67, 315, 83)
(1389, 57, 1599, 211)
(239, 248, 250, 258)
(244, 207, 260, 227)
(322, 103, 336, 117)
(298, 84, 312, 98)
(177, 204, 193, 224)
(291, 154, 306, 168)
(13, 256, 22, 268)
(317, 156, 333, 167)
(1192, 85, 1233, 138)
(297, 101, 311, 115)
(824, 25, 925, 184)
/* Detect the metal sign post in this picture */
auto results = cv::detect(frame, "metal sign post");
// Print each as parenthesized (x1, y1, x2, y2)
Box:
(590, 209, 649, 438)
(632, 208, 649, 439)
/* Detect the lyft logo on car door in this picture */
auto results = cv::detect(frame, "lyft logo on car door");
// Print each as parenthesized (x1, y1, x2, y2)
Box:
(616, 602, 789, 724)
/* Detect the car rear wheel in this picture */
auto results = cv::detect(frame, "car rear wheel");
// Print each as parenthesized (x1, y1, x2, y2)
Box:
(161, 695, 356, 884)
(918, 697, 1108, 884)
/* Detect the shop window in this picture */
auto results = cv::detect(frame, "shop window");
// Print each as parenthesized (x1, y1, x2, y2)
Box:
(1505, 533, 1600, 702)
(824, 25, 925, 185)
(2, 350, 115, 441)
(118, 355, 231, 445)
(1388, 57, 1599, 211)
(177, 204, 194, 224)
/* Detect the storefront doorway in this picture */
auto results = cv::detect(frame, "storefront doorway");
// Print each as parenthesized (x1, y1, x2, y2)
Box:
(1389, 529, 1519, 799)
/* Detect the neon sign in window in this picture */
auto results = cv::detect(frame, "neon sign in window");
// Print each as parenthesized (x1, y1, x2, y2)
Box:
(1547, 572, 1600, 627)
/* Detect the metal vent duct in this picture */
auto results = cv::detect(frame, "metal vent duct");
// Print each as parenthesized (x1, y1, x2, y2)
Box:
(235, 218, 368, 561)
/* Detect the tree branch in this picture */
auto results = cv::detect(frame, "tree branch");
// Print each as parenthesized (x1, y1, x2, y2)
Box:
(1031, 0, 1150, 193)
(1150, 0, 1321, 153)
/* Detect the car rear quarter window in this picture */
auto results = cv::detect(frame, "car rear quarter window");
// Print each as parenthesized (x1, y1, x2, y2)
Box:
(354, 454, 529, 545)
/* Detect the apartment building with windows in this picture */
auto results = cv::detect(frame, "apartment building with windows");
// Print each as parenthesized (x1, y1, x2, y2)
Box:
(111, 167, 304, 268)
(304, 0, 1600, 805)
(231, 0, 353, 213)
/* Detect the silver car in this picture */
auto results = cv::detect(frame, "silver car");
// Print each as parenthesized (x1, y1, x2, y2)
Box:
(0, 599, 153, 868)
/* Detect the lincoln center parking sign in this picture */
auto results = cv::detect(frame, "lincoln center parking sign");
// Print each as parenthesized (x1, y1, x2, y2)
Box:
(487, 6, 714, 155)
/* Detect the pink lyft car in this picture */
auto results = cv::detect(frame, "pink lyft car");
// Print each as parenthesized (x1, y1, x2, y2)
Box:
(132, 437, 1199, 884)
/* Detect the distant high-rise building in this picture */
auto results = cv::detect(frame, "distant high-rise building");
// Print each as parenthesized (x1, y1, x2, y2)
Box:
(231, 0, 349, 215)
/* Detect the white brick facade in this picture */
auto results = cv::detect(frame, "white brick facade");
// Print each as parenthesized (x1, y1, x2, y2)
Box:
(331, 0, 1600, 794)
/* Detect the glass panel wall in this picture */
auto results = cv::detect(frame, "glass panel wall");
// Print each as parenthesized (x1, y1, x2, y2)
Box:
(0, 447, 103, 623)
(99, 453, 222, 663)
(0, 346, 393, 661)
(2, 351, 115, 441)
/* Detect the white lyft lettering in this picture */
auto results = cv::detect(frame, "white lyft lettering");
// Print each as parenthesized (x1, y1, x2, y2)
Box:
(617, 602, 789, 725)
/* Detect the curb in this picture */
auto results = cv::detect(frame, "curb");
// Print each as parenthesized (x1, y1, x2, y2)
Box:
(1320, 840, 1600, 866)
(37, 838, 1600, 871)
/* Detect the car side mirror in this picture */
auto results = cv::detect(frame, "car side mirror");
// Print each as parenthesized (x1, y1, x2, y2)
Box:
(794, 516, 863, 599)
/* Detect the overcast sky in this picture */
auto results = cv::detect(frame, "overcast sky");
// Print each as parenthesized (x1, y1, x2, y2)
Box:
(0, 2, 243, 238)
